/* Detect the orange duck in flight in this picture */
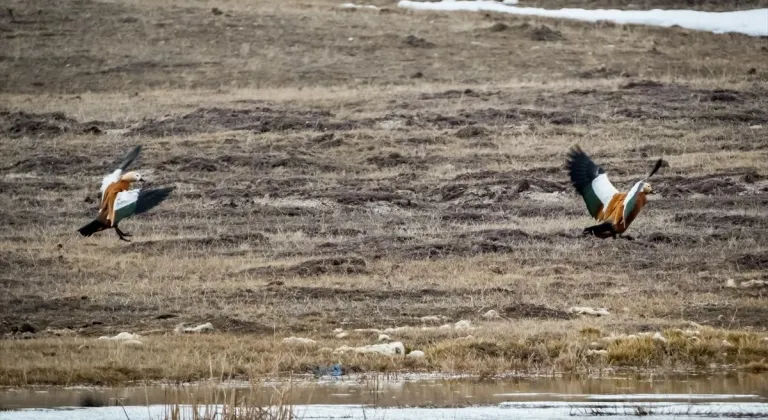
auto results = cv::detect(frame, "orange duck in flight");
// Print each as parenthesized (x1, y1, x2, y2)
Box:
(566, 146, 663, 239)
(78, 146, 174, 241)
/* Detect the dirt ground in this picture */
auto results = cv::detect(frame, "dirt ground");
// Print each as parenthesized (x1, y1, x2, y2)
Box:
(1, 0, 767, 385)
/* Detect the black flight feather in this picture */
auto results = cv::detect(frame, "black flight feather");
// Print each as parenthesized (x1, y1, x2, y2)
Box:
(566, 145, 604, 194)
(117, 145, 142, 172)
(647, 158, 664, 179)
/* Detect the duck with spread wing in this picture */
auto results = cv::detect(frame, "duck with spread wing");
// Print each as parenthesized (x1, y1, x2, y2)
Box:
(78, 146, 174, 242)
(566, 146, 664, 239)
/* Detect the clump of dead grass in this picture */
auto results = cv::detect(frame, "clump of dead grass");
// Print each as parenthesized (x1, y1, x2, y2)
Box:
(163, 385, 295, 420)
(2, 323, 768, 386)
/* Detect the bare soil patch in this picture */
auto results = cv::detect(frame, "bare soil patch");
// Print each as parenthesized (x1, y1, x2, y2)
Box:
(130, 107, 342, 137)
(0, 111, 105, 138)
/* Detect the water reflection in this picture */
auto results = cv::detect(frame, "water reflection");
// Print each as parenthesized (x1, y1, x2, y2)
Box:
(1, 372, 766, 410)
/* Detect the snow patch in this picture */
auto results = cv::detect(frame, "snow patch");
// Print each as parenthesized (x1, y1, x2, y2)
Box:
(397, 1, 768, 36)
(339, 3, 379, 10)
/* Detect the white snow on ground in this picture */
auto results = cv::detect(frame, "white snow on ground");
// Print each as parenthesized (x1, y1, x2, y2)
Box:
(339, 3, 379, 10)
(397, 1, 768, 37)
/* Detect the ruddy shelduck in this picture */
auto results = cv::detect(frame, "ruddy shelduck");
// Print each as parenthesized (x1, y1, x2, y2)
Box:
(78, 146, 173, 242)
(566, 145, 663, 239)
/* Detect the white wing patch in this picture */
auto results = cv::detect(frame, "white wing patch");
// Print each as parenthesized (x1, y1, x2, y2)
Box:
(100, 169, 123, 200)
(590, 173, 619, 206)
(114, 189, 140, 211)
(625, 181, 644, 203)
(623, 181, 645, 220)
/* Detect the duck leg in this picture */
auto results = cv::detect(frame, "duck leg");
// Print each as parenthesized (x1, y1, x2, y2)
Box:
(114, 224, 132, 242)
(115, 225, 132, 237)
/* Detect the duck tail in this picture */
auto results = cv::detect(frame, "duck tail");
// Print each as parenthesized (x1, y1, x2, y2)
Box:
(78, 219, 106, 237)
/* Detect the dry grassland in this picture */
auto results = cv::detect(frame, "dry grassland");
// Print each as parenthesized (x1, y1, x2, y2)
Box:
(1, 0, 768, 386)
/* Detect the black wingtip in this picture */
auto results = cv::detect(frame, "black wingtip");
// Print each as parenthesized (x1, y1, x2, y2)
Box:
(566, 144, 584, 162)
(566, 145, 603, 192)
(118, 145, 142, 171)
(647, 158, 664, 179)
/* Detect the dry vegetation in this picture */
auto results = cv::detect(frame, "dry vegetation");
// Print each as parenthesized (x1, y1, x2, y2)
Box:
(1, 0, 768, 386)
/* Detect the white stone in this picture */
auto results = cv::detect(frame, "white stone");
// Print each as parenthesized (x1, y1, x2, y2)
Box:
(420, 315, 444, 323)
(407, 350, 426, 358)
(282, 336, 317, 345)
(383, 326, 414, 334)
(454, 320, 472, 330)
(333, 341, 405, 356)
(568, 306, 610, 317)
(98, 332, 140, 341)
(741, 280, 768, 288)
(174, 322, 214, 334)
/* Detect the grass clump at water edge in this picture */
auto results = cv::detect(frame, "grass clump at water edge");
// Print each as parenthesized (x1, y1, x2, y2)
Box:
(162, 386, 296, 420)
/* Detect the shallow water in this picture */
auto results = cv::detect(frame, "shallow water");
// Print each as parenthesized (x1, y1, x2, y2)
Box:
(2, 373, 767, 419)
(6, 402, 768, 420)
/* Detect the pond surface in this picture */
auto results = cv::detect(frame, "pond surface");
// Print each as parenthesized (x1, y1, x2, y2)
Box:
(2, 372, 767, 419)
